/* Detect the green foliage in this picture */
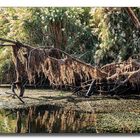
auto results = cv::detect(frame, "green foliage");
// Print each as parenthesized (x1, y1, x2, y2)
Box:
(39, 7, 98, 62)
(92, 8, 140, 65)
(0, 7, 98, 64)
(0, 8, 29, 42)
(0, 47, 14, 83)
(108, 8, 140, 61)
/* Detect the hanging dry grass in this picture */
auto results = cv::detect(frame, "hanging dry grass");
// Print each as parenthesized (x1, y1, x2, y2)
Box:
(11, 44, 107, 87)
(1, 37, 140, 97)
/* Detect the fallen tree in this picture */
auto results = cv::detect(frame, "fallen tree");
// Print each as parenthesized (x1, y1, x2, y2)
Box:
(0, 37, 108, 97)
(1, 37, 140, 99)
(72, 56, 140, 97)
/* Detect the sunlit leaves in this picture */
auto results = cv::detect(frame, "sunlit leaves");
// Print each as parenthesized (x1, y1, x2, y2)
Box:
(91, 8, 140, 64)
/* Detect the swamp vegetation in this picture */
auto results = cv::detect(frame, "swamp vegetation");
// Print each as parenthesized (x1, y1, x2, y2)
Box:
(1, 88, 140, 133)
(0, 7, 140, 133)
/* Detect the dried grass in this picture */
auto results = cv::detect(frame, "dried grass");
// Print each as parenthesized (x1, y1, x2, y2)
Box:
(12, 45, 107, 87)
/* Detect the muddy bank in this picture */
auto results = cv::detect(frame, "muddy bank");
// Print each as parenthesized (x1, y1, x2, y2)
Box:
(0, 88, 95, 112)
(1, 88, 140, 113)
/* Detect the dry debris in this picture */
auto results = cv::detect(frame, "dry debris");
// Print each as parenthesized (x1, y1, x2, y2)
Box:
(0, 38, 140, 97)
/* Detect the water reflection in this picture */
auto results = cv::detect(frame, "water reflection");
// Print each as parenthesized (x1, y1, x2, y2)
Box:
(0, 105, 96, 133)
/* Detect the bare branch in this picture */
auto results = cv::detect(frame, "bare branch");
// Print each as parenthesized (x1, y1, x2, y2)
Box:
(125, 7, 140, 29)
(0, 37, 17, 44)
(0, 44, 14, 47)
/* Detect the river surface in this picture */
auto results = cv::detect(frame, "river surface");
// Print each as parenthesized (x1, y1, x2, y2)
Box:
(0, 87, 96, 133)
(1, 87, 140, 133)
(0, 105, 96, 133)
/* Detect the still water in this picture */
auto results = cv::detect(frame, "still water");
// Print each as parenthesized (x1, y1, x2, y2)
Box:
(0, 105, 96, 133)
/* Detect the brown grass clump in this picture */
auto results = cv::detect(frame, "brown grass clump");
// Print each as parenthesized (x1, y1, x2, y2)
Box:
(11, 44, 107, 87)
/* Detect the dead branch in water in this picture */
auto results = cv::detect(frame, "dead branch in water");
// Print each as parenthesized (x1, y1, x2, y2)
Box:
(5, 91, 25, 104)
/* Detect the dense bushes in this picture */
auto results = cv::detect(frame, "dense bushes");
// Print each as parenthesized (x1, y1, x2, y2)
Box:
(0, 48, 15, 83)
(91, 8, 140, 65)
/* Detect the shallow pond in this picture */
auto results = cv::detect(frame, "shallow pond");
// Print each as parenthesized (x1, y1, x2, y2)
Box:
(0, 105, 96, 133)
(1, 87, 140, 133)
